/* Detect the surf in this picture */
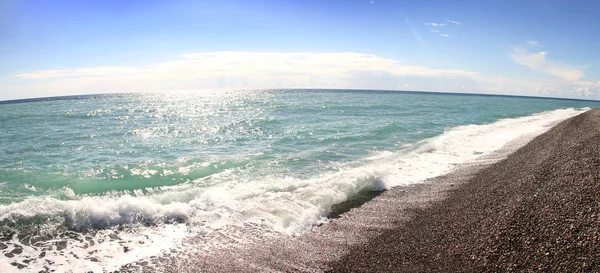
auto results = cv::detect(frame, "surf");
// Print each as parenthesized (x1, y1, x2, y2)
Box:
(0, 106, 588, 272)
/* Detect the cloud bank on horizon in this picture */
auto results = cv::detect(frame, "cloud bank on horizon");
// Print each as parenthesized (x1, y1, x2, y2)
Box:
(1, 0, 600, 101)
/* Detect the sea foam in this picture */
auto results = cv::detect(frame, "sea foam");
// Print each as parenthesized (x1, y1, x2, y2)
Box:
(0, 107, 588, 272)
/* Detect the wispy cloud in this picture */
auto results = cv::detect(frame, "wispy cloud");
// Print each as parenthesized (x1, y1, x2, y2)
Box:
(511, 49, 584, 81)
(424, 22, 445, 35)
(425, 23, 446, 27)
(425, 19, 460, 37)
(4, 51, 597, 101)
(572, 86, 593, 96)
(571, 81, 600, 97)
(13, 66, 139, 79)
(14, 52, 480, 81)
(526, 40, 539, 45)
(445, 19, 462, 25)
(3, 52, 486, 100)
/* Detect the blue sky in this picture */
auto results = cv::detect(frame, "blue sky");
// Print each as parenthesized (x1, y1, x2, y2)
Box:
(1, 0, 600, 100)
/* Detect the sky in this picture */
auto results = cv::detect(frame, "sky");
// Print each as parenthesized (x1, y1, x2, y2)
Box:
(1, 0, 600, 101)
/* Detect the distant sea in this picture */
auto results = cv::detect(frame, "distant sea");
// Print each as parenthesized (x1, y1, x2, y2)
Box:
(1, 90, 599, 272)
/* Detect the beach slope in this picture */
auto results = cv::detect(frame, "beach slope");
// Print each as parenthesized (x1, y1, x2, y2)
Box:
(329, 109, 600, 272)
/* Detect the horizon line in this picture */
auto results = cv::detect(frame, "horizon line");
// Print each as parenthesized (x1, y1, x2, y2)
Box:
(1, 88, 599, 105)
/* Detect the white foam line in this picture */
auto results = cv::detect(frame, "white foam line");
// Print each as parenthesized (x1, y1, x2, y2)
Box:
(0, 107, 588, 272)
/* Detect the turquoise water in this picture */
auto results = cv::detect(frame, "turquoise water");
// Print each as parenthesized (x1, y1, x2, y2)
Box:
(1, 90, 599, 271)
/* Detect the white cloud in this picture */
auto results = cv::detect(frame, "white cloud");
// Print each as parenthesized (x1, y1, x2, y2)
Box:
(1, 52, 485, 100)
(569, 80, 600, 97)
(425, 20, 459, 37)
(445, 19, 462, 25)
(13, 66, 139, 79)
(526, 40, 539, 45)
(530, 79, 600, 98)
(425, 23, 446, 27)
(511, 49, 585, 81)
(11, 52, 476, 81)
(572, 86, 592, 97)
(2, 51, 598, 101)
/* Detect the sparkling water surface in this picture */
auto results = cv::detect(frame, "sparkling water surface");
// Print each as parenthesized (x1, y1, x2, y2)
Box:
(1, 90, 599, 272)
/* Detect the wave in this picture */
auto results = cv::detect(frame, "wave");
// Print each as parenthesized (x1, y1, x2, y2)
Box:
(0, 107, 588, 272)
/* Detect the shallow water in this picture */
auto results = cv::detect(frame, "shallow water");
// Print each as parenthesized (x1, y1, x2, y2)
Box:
(1, 90, 599, 272)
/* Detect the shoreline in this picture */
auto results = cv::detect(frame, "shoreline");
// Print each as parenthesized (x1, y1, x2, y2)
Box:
(329, 108, 600, 272)
(122, 112, 564, 272)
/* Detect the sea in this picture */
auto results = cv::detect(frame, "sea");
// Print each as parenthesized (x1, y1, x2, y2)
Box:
(1, 89, 599, 272)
